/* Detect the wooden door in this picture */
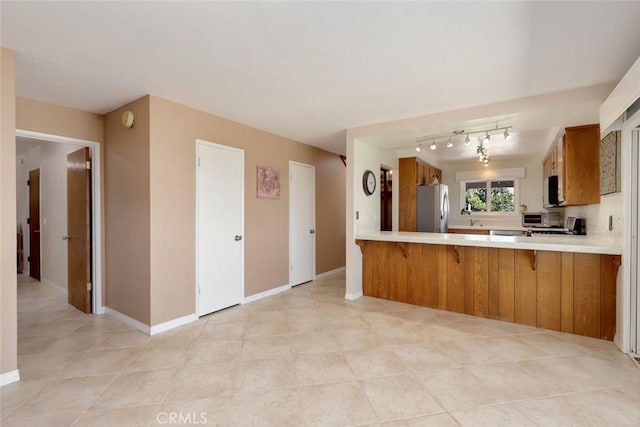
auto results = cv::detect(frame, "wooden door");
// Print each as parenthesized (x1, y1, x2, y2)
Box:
(28, 169, 41, 280)
(197, 141, 244, 316)
(67, 148, 92, 313)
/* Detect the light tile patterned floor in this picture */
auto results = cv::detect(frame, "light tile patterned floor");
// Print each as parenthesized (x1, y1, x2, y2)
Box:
(1, 274, 639, 426)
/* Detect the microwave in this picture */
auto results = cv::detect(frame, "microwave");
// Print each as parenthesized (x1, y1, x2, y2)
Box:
(522, 211, 563, 228)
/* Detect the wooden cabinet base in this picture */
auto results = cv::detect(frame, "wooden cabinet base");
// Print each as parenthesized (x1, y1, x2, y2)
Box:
(356, 240, 620, 341)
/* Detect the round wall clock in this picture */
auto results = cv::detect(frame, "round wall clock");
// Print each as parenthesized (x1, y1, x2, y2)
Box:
(362, 169, 376, 196)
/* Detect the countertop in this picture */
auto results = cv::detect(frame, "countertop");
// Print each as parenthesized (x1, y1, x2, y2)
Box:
(356, 231, 622, 255)
(448, 224, 526, 231)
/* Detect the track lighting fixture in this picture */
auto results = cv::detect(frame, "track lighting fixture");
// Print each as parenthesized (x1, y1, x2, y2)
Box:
(414, 124, 511, 167)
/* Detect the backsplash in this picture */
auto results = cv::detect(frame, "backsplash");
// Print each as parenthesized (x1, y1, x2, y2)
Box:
(563, 192, 623, 243)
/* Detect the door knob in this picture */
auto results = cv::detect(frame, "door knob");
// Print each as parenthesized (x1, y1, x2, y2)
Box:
(310, 229, 315, 234)
(234, 235, 243, 241)
(62, 235, 70, 240)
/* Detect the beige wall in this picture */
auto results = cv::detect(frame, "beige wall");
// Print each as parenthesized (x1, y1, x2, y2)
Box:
(1, 47, 18, 376)
(148, 95, 345, 325)
(16, 97, 104, 143)
(104, 97, 151, 325)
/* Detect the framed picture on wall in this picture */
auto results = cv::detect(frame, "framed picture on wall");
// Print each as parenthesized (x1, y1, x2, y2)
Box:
(257, 165, 280, 199)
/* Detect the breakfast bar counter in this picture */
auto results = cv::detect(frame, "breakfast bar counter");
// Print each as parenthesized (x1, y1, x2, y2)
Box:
(356, 231, 621, 255)
(355, 231, 622, 341)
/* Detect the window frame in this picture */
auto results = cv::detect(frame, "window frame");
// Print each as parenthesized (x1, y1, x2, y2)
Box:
(459, 178, 520, 216)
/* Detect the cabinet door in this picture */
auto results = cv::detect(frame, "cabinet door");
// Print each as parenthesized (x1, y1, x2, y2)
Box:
(557, 135, 565, 203)
(416, 160, 423, 185)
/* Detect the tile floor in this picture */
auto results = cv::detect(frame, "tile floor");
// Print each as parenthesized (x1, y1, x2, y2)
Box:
(1, 274, 639, 426)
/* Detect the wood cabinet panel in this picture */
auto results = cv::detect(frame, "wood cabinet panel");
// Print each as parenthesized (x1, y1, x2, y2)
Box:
(468, 247, 489, 317)
(600, 255, 620, 340)
(358, 240, 618, 341)
(398, 157, 442, 231)
(389, 243, 423, 303)
(420, 244, 440, 308)
(399, 158, 418, 232)
(573, 253, 601, 338)
(498, 248, 515, 322)
(561, 252, 575, 333)
(488, 248, 500, 319)
(514, 250, 537, 327)
(536, 251, 562, 331)
(543, 124, 600, 207)
(563, 125, 600, 206)
(446, 245, 466, 313)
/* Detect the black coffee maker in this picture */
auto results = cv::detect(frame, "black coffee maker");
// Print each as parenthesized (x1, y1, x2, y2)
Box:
(565, 217, 586, 235)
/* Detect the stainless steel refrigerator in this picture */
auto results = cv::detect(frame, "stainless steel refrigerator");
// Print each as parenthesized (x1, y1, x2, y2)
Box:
(416, 184, 449, 233)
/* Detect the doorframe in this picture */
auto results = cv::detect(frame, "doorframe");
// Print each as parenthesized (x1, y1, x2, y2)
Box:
(288, 160, 316, 285)
(195, 139, 245, 317)
(621, 109, 640, 354)
(16, 130, 104, 314)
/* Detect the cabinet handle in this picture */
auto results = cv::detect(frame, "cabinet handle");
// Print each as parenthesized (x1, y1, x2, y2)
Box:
(454, 246, 461, 264)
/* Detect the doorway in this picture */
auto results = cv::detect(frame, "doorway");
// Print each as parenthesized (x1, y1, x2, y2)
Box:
(380, 167, 392, 231)
(27, 168, 41, 280)
(289, 161, 315, 286)
(196, 140, 244, 317)
(15, 130, 103, 314)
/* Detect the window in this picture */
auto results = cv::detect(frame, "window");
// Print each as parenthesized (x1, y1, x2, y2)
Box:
(462, 179, 517, 214)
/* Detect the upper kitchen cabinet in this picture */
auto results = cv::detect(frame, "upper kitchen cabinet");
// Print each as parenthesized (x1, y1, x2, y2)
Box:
(399, 157, 442, 231)
(543, 124, 600, 207)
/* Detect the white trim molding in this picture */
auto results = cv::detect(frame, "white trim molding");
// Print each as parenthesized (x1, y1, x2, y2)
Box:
(104, 307, 150, 335)
(315, 266, 346, 280)
(345, 291, 363, 301)
(149, 313, 197, 335)
(242, 283, 290, 304)
(0, 369, 20, 387)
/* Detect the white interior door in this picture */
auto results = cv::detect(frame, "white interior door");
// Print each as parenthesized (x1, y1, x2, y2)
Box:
(289, 161, 315, 286)
(197, 141, 244, 316)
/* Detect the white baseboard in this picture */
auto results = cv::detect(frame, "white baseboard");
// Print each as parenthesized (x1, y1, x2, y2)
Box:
(315, 266, 346, 280)
(104, 307, 150, 335)
(345, 291, 363, 301)
(150, 313, 197, 335)
(242, 283, 291, 304)
(0, 369, 20, 387)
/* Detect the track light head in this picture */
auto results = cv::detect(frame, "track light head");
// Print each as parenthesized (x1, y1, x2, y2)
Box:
(416, 143, 422, 153)
(430, 142, 437, 150)
(504, 129, 511, 140)
(446, 137, 453, 148)
(483, 132, 490, 143)
(464, 134, 470, 145)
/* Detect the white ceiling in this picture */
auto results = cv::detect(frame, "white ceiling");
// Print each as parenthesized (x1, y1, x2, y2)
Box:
(2, 2, 640, 155)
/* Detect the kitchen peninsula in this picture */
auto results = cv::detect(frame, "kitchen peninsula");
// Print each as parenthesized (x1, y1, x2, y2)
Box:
(356, 231, 621, 340)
